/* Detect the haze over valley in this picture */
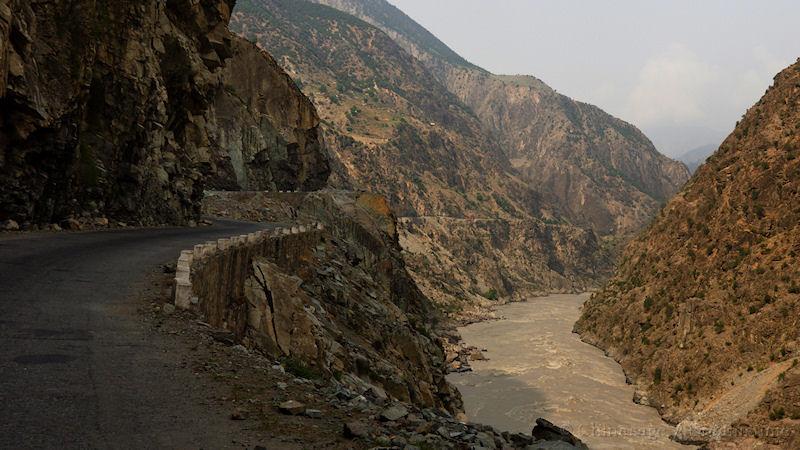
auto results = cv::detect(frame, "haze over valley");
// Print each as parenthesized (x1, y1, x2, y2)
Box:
(1, 1, 798, 448)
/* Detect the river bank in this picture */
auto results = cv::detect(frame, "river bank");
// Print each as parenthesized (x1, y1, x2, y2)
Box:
(448, 294, 692, 449)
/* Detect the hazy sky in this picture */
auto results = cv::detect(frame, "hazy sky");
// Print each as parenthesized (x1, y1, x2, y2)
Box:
(388, 0, 799, 156)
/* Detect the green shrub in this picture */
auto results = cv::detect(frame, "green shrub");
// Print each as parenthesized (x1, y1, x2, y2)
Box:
(492, 194, 515, 214)
(665, 304, 674, 320)
(282, 357, 321, 380)
(654, 367, 663, 384)
(769, 407, 785, 421)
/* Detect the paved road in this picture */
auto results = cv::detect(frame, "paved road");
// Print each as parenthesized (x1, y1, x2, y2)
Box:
(0, 221, 266, 449)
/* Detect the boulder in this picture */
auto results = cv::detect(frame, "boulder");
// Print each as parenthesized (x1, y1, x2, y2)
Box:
(380, 404, 409, 421)
(1, 219, 19, 231)
(469, 350, 487, 361)
(304, 409, 322, 419)
(62, 218, 82, 231)
(366, 384, 388, 403)
(475, 432, 497, 449)
(278, 400, 306, 415)
(531, 418, 588, 449)
(343, 421, 370, 438)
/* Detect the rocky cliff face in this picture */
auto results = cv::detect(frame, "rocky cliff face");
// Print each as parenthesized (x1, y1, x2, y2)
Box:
(444, 72, 690, 235)
(199, 190, 587, 450)
(0, 0, 328, 225)
(311, 0, 690, 237)
(576, 60, 800, 447)
(231, 0, 613, 314)
(209, 37, 329, 192)
(400, 217, 611, 321)
(200, 190, 463, 412)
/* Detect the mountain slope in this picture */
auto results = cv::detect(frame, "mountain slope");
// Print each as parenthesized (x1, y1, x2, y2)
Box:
(451, 72, 691, 235)
(233, 0, 526, 219)
(311, 0, 690, 236)
(575, 60, 800, 447)
(231, 0, 612, 313)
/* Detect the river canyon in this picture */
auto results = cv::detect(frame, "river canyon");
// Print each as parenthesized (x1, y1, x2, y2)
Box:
(449, 294, 690, 449)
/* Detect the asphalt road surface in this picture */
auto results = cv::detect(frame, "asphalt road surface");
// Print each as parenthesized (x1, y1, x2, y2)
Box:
(0, 221, 267, 449)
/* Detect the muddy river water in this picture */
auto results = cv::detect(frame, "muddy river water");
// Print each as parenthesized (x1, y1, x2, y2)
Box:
(448, 294, 689, 449)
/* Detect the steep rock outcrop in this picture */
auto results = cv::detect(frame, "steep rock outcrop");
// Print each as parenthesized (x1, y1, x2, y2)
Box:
(399, 217, 611, 320)
(576, 60, 800, 446)
(444, 71, 690, 235)
(0, 0, 328, 225)
(200, 190, 463, 412)
(209, 37, 329, 191)
(231, 0, 534, 220)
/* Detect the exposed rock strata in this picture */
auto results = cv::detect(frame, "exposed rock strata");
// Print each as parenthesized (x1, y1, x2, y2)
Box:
(399, 217, 611, 319)
(209, 37, 329, 192)
(0, 0, 328, 225)
(199, 190, 462, 412)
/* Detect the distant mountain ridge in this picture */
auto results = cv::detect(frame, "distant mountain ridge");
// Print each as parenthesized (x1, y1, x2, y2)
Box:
(309, 0, 483, 70)
(645, 124, 728, 159)
(311, 0, 690, 236)
(677, 143, 717, 173)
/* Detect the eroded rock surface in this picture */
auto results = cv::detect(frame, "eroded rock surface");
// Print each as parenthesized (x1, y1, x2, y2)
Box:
(198, 191, 462, 412)
(0, 0, 328, 225)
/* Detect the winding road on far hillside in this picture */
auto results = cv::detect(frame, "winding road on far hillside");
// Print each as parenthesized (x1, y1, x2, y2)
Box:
(0, 220, 267, 449)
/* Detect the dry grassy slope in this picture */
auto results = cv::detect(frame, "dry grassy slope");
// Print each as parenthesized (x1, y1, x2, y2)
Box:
(231, 0, 533, 220)
(230, 0, 612, 311)
(310, 0, 689, 237)
(575, 60, 800, 446)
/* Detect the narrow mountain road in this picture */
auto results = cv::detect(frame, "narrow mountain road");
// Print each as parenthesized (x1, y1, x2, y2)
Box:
(0, 221, 268, 449)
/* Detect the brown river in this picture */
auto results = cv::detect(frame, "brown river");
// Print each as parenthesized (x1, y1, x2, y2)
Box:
(448, 294, 690, 449)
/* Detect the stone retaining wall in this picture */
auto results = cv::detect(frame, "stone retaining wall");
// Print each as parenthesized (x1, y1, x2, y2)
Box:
(173, 223, 325, 329)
